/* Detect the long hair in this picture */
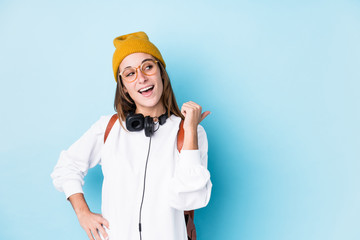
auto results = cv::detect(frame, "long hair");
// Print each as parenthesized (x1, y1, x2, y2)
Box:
(114, 59, 183, 130)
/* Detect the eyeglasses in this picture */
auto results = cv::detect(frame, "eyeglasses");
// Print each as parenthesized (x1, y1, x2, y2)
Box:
(119, 59, 159, 83)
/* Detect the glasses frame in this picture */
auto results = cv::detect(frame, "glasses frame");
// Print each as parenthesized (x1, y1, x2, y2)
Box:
(119, 59, 159, 83)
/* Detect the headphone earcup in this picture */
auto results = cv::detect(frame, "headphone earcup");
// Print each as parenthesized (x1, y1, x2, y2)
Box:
(158, 113, 167, 125)
(125, 111, 168, 137)
(144, 116, 154, 137)
(126, 113, 145, 131)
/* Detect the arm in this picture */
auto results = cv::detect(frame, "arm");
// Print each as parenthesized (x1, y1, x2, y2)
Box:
(168, 102, 212, 210)
(182, 101, 210, 151)
(51, 116, 112, 240)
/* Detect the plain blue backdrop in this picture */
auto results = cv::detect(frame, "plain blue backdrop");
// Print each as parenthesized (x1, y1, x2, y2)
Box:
(0, 0, 359, 239)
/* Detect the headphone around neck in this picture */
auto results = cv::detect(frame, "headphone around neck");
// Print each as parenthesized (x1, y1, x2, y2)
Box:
(126, 111, 168, 137)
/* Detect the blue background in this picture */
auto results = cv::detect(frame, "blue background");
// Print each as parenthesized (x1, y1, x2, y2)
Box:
(0, 0, 359, 239)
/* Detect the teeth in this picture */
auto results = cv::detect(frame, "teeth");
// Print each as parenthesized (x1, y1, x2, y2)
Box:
(139, 86, 153, 93)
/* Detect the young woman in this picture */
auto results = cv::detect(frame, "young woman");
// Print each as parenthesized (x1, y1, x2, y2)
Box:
(51, 31, 212, 240)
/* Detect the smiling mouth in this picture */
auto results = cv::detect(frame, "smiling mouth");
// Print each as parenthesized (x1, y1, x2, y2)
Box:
(138, 85, 154, 95)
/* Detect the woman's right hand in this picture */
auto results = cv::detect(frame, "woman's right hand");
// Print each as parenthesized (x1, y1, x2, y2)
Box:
(68, 193, 110, 240)
(77, 210, 110, 240)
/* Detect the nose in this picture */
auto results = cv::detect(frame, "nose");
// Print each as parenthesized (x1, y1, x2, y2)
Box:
(136, 68, 147, 83)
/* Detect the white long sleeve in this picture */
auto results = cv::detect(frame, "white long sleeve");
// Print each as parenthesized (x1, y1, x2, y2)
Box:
(50, 115, 111, 199)
(168, 125, 212, 210)
(51, 114, 211, 240)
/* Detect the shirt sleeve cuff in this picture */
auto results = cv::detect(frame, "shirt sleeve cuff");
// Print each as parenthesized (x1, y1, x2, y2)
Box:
(62, 180, 84, 200)
(179, 150, 202, 168)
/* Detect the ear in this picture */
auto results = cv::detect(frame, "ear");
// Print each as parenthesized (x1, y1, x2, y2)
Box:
(123, 86, 128, 93)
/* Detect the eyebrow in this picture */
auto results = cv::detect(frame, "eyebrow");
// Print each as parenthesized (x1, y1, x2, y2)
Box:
(123, 58, 155, 70)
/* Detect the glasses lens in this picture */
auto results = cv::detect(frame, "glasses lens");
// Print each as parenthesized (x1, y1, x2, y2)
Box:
(122, 67, 136, 82)
(141, 60, 157, 76)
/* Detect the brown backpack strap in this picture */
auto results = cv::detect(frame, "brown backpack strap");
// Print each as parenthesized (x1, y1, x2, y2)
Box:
(104, 114, 119, 143)
(177, 119, 184, 151)
(177, 119, 196, 240)
(184, 211, 196, 240)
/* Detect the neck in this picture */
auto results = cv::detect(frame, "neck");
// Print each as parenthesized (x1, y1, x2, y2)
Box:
(135, 104, 166, 118)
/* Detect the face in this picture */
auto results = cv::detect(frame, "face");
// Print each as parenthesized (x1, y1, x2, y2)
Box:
(119, 53, 164, 116)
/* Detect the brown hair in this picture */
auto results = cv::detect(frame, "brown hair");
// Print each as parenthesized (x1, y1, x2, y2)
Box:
(114, 59, 183, 129)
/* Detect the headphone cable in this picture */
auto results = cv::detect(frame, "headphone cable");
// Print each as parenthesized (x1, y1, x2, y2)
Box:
(139, 136, 152, 240)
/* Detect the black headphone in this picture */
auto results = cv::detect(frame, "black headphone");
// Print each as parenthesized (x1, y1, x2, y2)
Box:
(126, 111, 168, 137)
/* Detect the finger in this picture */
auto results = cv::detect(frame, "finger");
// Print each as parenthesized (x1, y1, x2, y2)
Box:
(185, 102, 202, 114)
(86, 229, 95, 240)
(97, 225, 109, 240)
(181, 104, 190, 116)
(183, 102, 199, 109)
(100, 217, 110, 229)
(182, 101, 196, 107)
(182, 104, 199, 113)
(186, 101, 198, 106)
(95, 214, 110, 229)
(200, 111, 211, 122)
(181, 108, 187, 117)
(186, 101, 199, 108)
(92, 227, 102, 240)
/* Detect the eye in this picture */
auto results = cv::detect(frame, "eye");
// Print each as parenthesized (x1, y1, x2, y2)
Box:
(142, 62, 155, 72)
(126, 72, 135, 77)
(123, 69, 135, 78)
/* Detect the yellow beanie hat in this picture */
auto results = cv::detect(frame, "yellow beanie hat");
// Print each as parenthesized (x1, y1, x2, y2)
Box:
(112, 31, 166, 82)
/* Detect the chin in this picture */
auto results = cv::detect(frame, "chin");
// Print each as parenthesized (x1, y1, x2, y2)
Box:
(139, 98, 163, 109)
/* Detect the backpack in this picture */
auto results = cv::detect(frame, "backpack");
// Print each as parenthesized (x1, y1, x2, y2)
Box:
(104, 114, 196, 240)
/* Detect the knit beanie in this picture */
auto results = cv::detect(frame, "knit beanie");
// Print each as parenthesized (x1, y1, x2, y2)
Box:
(112, 31, 166, 82)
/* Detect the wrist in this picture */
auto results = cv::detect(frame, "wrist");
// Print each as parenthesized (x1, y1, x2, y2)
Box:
(68, 193, 91, 216)
(182, 128, 198, 150)
(183, 125, 197, 135)
(74, 205, 91, 216)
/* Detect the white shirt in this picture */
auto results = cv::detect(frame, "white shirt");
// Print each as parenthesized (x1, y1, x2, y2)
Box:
(51, 114, 212, 240)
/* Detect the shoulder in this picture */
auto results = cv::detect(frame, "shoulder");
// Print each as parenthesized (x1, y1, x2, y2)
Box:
(96, 114, 115, 126)
(88, 114, 116, 134)
(167, 114, 182, 129)
(169, 114, 181, 122)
